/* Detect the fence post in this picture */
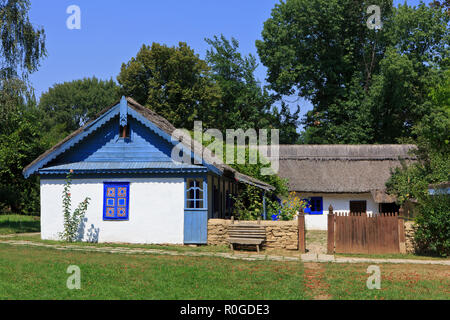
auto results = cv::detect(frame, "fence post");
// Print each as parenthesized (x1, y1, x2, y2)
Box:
(327, 205, 334, 254)
(398, 207, 406, 254)
(298, 208, 306, 253)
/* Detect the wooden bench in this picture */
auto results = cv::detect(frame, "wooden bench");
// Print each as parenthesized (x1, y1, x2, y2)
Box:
(228, 224, 266, 253)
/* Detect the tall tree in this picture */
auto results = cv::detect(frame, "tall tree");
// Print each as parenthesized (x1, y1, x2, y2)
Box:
(386, 71, 449, 256)
(205, 35, 300, 142)
(256, 0, 449, 144)
(38, 77, 120, 143)
(117, 42, 221, 129)
(269, 101, 301, 144)
(0, 0, 46, 80)
(0, 106, 44, 214)
(0, 0, 46, 214)
(0, 0, 46, 132)
(205, 35, 272, 131)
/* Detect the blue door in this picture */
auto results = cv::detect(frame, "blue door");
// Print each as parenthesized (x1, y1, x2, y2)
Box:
(184, 178, 208, 244)
(184, 210, 207, 244)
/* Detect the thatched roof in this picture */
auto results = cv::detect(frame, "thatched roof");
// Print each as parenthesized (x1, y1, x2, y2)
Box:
(259, 144, 416, 198)
(24, 97, 274, 191)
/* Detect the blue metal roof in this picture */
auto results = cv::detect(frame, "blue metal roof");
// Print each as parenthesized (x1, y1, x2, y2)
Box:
(39, 161, 207, 175)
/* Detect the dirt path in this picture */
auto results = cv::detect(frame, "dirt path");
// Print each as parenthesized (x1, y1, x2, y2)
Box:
(303, 263, 331, 300)
(306, 230, 327, 254)
(0, 232, 40, 238)
(0, 238, 449, 266)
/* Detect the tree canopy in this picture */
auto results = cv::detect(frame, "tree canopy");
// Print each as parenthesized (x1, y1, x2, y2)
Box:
(117, 42, 221, 130)
(0, 0, 46, 80)
(256, 0, 449, 144)
(38, 77, 120, 144)
(0, 0, 46, 215)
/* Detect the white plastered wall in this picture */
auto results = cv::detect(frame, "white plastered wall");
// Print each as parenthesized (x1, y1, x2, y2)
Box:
(40, 177, 185, 244)
(296, 193, 379, 230)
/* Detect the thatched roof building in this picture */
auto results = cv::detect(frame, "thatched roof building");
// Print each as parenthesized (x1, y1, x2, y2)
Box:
(260, 144, 416, 202)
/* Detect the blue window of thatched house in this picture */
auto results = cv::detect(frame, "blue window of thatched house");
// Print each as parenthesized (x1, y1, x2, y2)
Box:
(310, 197, 323, 215)
(103, 182, 130, 220)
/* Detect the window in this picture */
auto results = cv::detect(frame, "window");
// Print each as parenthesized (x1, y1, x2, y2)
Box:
(350, 200, 366, 213)
(186, 178, 204, 209)
(310, 197, 323, 215)
(103, 182, 130, 220)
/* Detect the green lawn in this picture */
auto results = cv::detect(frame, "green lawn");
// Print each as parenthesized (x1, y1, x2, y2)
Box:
(0, 215, 40, 235)
(324, 263, 450, 300)
(0, 243, 449, 300)
(0, 243, 305, 300)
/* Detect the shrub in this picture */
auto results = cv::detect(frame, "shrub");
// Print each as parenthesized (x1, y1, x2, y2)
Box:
(59, 172, 90, 242)
(278, 192, 308, 221)
(414, 194, 450, 257)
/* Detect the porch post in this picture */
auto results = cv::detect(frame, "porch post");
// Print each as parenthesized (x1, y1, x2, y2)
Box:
(262, 191, 267, 220)
(298, 207, 306, 253)
(327, 205, 335, 254)
(398, 207, 406, 254)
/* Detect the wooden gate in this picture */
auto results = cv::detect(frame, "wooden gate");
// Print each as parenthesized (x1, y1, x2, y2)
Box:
(327, 206, 406, 254)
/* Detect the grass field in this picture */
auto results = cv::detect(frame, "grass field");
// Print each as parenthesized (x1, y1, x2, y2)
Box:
(0, 215, 40, 235)
(0, 244, 305, 300)
(0, 243, 449, 300)
(325, 263, 450, 300)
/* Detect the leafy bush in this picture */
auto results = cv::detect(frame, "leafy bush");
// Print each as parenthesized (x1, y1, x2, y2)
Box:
(414, 194, 450, 257)
(59, 172, 90, 242)
(278, 192, 309, 221)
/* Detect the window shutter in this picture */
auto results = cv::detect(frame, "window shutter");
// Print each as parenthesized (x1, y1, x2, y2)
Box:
(103, 182, 130, 220)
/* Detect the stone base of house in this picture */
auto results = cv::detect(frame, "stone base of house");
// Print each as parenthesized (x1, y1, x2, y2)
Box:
(405, 221, 417, 254)
(208, 219, 299, 250)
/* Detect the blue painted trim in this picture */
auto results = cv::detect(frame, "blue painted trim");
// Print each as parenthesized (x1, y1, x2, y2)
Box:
(203, 176, 208, 213)
(263, 191, 267, 220)
(103, 182, 130, 221)
(127, 107, 222, 176)
(39, 172, 211, 180)
(302, 198, 311, 214)
(25, 100, 223, 178)
(310, 196, 323, 215)
(23, 104, 121, 178)
(185, 177, 207, 209)
(119, 96, 127, 127)
(38, 168, 208, 175)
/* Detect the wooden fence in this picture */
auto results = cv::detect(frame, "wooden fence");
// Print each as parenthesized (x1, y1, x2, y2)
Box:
(327, 206, 406, 254)
(298, 213, 306, 253)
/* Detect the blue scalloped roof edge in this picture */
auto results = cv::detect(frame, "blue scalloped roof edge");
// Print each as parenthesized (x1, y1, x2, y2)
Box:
(24, 101, 222, 178)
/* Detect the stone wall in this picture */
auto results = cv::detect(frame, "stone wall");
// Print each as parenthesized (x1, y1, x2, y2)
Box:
(405, 221, 417, 254)
(207, 219, 299, 250)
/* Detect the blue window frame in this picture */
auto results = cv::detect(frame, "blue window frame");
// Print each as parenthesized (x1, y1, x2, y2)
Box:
(302, 198, 311, 214)
(310, 197, 323, 215)
(103, 182, 129, 220)
(186, 178, 204, 209)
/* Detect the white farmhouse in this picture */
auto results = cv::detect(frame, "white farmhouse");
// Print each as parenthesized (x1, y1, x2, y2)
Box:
(23, 97, 273, 244)
(261, 144, 416, 230)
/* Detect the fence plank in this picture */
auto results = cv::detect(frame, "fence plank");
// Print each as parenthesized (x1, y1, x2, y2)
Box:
(298, 212, 306, 253)
(334, 211, 401, 254)
(327, 205, 335, 254)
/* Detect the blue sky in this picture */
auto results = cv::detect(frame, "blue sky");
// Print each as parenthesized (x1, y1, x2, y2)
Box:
(29, 0, 430, 125)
